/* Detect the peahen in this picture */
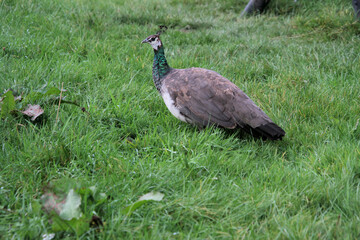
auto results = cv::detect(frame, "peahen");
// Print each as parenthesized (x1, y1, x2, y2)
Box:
(141, 32, 285, 140)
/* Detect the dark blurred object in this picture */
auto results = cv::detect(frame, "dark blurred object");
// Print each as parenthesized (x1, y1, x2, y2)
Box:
(241, 1, 359, 19)
(90, 215, 103, 228)
(241, 0, 271, 16)
(354, 0, 360, 19)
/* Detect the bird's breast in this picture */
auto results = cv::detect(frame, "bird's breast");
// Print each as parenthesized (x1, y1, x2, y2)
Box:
(160, 85, 188, 123)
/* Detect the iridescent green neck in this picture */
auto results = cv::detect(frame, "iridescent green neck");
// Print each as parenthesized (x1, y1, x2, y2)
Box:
(152, 46, 171, 92)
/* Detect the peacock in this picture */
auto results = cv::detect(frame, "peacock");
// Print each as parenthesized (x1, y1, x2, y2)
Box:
(141, 31, 285, 140)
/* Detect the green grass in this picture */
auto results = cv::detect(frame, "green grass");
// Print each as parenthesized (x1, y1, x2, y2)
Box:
(1, 0, 360, 238)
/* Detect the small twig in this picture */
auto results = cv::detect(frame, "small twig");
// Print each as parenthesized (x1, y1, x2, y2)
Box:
(49, 99, 79, 107)
(60, 100, 79, 106)
(56, 82, 64, 123)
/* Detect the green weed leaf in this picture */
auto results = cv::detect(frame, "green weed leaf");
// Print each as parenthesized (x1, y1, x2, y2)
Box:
(59, 189, 82, 221)
(0, 90, 16, 118)
(122, 200, 148, 216)
(22, 86, 65, 105)
(51, 214, 89, 236)
(42, 87, 62, 96)
(41, 181, 106, 236)
(30, 200, 42, 215)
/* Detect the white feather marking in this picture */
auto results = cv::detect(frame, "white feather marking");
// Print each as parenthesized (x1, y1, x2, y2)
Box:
(149, 38, 162, 51)
(160, 86, 187, 122)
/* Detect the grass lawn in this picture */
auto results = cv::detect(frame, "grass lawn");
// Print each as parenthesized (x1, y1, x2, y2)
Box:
(1, 0, 360, 238)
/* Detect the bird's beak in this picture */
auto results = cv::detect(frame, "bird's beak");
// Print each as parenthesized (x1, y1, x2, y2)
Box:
(141, 38, 149, 44)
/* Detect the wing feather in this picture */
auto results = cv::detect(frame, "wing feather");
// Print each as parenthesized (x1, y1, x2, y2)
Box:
(162, 68, 262, 128)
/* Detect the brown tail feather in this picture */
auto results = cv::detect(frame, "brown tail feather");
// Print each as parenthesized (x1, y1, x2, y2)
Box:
(253, 122, 285, 140)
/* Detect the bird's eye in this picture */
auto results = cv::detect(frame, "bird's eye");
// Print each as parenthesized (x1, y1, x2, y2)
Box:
(150, 37, 155, 41)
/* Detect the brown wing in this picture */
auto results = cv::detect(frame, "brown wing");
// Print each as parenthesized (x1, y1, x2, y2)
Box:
(162, 67, 274, 130)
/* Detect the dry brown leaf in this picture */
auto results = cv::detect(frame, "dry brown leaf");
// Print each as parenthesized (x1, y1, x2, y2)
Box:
(21, 104, 44, 121)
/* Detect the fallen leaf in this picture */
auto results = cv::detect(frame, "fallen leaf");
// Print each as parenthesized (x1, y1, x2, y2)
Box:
(21, 104, 44, 121)
(41, 193, 64, 215)
(42, 233, 55, 240)
(41, 189, 82, 221)
(122, 191, 164, 216)
(14, 95, 22, 101)
(138, 191, 164, 201)
(40, 182, 106, 236)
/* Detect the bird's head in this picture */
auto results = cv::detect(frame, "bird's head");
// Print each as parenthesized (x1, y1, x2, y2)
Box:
(141, 34, 162, 51)
(142, 26, 167, 51)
